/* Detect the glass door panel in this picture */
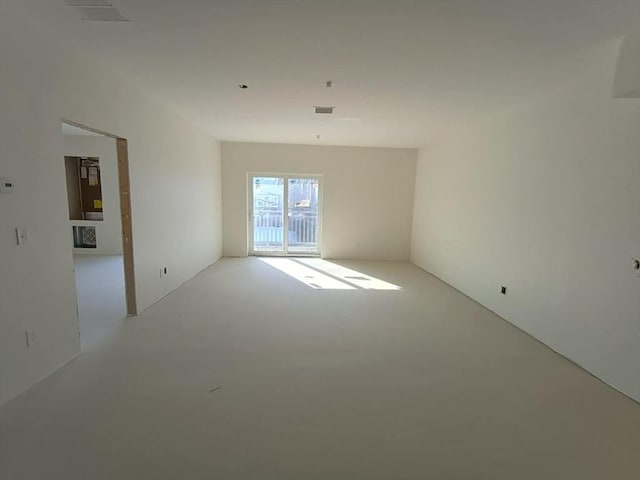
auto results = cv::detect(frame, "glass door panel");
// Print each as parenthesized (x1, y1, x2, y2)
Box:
(250, 174, 321, 255)
(251, 176, 285, 253)
(287, 177, 320, 254)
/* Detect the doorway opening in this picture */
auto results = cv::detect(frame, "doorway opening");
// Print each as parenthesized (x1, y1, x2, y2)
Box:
(61, 120, 137, 350)
(249, 174, 322, 256)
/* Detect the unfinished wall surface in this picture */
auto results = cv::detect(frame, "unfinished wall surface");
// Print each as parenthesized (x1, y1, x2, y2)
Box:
(63, 135, 123, 256)
(0, 9, 223, 405)
(411, 40, 640, 401)
(222, 142, 417, 260)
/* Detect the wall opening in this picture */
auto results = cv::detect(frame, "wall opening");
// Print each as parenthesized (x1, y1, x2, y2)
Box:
(62, 120, 137, 343)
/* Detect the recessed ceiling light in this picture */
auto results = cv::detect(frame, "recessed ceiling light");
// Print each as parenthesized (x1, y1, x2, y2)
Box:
(239, 84, 248, 89)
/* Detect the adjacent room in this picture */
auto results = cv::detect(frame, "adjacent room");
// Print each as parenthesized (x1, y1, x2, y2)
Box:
(0, 1, 639, 479)
(62, 122, 127, 350)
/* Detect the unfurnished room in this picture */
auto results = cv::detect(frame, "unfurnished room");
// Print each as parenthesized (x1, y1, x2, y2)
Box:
(0, 1, 639, 479)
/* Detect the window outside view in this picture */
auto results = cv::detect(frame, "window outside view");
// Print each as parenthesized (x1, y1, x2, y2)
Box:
(252, 176, 320, 253)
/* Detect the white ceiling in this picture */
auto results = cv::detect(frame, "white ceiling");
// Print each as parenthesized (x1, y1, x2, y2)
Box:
(61, 123, 104, 136)
(13, 0, 640, 148)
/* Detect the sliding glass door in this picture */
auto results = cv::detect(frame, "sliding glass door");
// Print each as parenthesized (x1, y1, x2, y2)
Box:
(251, 176, 286, 253)
(249, 174, 321, 255)
(287, 177, 320, 253)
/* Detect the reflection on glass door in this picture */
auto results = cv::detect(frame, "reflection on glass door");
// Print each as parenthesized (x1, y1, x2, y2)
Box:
(250, 174, 321, 255)
(287, 177, 319, 253)
(251, 176, 285, 253)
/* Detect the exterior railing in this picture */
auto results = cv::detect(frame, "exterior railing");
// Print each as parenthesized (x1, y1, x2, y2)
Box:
(253, 210, 318, 250)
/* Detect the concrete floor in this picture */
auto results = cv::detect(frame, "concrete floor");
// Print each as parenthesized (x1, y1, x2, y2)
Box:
(1, 258, 639, 479)
(74, 255, 127, 351)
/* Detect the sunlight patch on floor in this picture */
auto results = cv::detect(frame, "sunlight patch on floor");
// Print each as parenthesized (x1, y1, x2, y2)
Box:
(259, 258, 356, 289)
(259, 257, 401, 290)
(297, 258, 401, 290)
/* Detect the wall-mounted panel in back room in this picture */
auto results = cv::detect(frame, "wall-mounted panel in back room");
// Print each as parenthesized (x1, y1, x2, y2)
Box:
(63, 135, 123, 256)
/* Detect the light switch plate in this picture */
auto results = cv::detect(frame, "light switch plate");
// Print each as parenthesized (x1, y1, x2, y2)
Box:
(15, 228, 27, 245)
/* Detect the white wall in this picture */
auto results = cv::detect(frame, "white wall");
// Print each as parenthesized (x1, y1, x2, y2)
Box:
(613, 28, 640, 98)
(222, 142, 417, 260)
(0, 9, 223, 405)
(63, 135, 123, 256)
(411, 40, 640, 401)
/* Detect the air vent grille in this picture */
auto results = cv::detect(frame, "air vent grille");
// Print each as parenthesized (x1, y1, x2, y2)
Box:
(65, 1, 130, 22)
(314, 106, 335, 114)
(65, 0, 112, 6)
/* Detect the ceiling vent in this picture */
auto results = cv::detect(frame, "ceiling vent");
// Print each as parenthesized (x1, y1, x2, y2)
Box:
(65, 1, 130, 22)
(65, 0, 112, 5)
(314, 106, 335, 114)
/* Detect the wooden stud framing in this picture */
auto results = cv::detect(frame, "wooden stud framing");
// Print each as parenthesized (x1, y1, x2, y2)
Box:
(116, 138, 137, 316)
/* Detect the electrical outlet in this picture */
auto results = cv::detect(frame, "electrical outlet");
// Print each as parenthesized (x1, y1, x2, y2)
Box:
(500, 286, 507, 295)
(160, 266, 168, 278)
(163, 266, 168, 276)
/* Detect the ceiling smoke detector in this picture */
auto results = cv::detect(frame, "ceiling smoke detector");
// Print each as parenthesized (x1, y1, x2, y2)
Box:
(314, 106, 335, 114)
(65, 0, 130, 22)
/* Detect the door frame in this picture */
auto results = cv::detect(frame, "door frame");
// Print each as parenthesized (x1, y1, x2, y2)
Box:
(62, 119, 137, 316)
(247, 173, 323, 257)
